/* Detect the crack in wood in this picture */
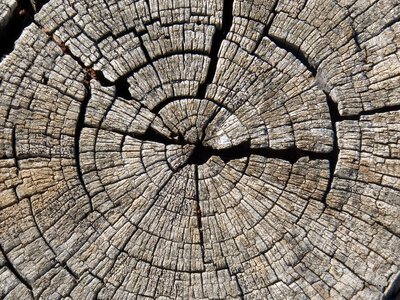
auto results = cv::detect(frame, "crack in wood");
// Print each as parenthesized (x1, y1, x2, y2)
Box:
(193, 165, 206, 271)
(196, 0, 233, 99)
(383, 272, 400, 300)
(267, 34, 317, 76)
(74, 80, 94, 212)
(0, 0, 38, 59)
(0, 243, 33, 291)
(1, 0, 400, 298)
(11, 126, 20, 173)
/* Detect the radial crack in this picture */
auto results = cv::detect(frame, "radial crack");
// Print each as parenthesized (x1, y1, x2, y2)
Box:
(194, 165, 206, 270)
(321, 91, 340, 205)
(196, 0, 234, 99)
(11, 126, 19, 172)
(186, 141, 330, 166)
(75, 78, 94, 212)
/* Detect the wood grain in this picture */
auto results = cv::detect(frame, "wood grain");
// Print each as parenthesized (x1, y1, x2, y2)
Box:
(0, 0, 399, 299)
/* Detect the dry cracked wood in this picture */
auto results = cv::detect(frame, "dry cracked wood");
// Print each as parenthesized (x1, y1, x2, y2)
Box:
(0, 0, 17, 30)
(0, 0, 399, 299)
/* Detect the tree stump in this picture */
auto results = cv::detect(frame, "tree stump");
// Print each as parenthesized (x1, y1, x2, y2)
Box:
(0, 0, 399, 299)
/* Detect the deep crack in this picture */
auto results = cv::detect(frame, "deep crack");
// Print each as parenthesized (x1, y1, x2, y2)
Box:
(196, 0, 233, 99)
(194, 165, 206, 271)
(186, 141, 330, 166)
(0, 0, 35, 59)
(75, 77, 94, 212)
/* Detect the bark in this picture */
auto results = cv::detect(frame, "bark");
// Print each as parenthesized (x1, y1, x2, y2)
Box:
(0, 0, 399, 299)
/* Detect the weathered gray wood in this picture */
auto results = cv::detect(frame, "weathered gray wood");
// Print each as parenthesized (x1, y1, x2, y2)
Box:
(0, 0, 17, 31)
(0, 0, 399, 299)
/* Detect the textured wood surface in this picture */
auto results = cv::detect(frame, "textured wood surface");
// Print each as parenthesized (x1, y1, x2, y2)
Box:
(0, 0, 400, 299)
(0, 0, 17, 30)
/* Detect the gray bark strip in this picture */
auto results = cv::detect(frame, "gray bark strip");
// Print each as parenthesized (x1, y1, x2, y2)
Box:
(0, 0, 399, 299)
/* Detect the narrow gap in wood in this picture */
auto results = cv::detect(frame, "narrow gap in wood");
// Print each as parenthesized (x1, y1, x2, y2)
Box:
(61, 262, 79, 280)
(264, 0, 280, 34)
(186, 140, 330, 166)
(196, 0, 234, 99)
(37, 24, 92, 74)
(151, 96, 226, 114)
(0, 243, 33, 291)
(83, 124, 178, 146)
(131, 26, 152, 63)
(358, 104, 400, 117)
(325, 95, 400, 121)
(0, 0, 38, 59)
(252, 0, 279, 51)
(11, 126, 20, 173)
(383, 272, 400, 300)
(194, 165, 206, 271)
(100, 173, 175, 281)
(27, 196, 58, 256)
(234, 274, 245, 299)
(381, 15, 400, 31)
(267, 35, 317, 76)
(321, 91, 341, 205)
(141, 127, 180, 145)
(74, 81, 94, 212)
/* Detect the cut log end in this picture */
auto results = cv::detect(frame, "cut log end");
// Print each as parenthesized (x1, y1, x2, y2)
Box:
(0, 0, 399, 299)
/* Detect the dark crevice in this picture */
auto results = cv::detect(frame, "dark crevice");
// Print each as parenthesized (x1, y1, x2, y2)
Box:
(37, 24, 89, 72)
(223, 260, 245, 299)
(40, 26, 101, 213)
(131, 27, 152, 63)
(89, 271, 105, 284)
(322, 92, 341, 205)
(383, 272, 400, 300)
(298, 0, 310, 16)
(264, 0, 280, 34)
(114, 78, 132, 100)
(32, 0, 50, 12)
(61, 262, 79, 280)
(194, 166, 206, 271)
(352, 28, 362, 52)
(75, 83, 94, 212)
(84, 124, 179, 146)
(0, 0, 50, 60)
(267, 35, 317, 76)
(358, 104, 400, 118)
(234, 274, 245, 299)
(11, 126, 20, 172)
(186, 140, 331, 166)
(196, 0, 234, 99)
(252, 0, 279, 51)
(382, 15, 400, 31)
(0, 244, 32, 291)
(0, 0, 34, 59)
(151, 96, 226, 114)
(197, 106, 222, 144)
(93, 70, 113, 86)
(151, 96, 199, 114)
(27, 197, 57, 257)
(330, 101, 400, 122)
(93, 69, 132, 101)
(140, 127, 179, 145)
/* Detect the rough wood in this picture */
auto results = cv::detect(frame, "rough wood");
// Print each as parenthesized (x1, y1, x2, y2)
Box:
(0, 0, 399, 299)
(0, 0, 17, 31)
